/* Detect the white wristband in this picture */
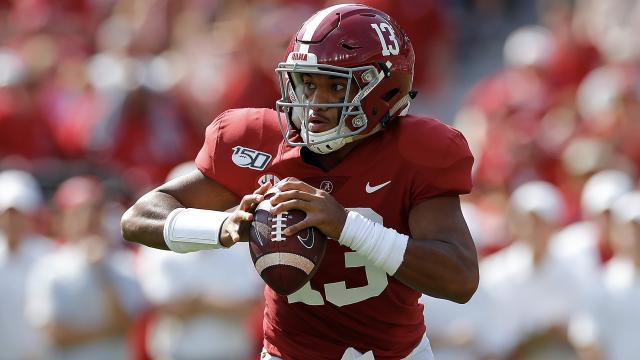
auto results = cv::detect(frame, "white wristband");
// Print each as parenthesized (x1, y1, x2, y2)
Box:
(338, 211, 408, 275)
(163, 208, 230, 253)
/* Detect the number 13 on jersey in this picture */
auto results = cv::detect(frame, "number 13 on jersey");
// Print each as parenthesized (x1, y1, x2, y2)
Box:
(287, 208, 389, 307)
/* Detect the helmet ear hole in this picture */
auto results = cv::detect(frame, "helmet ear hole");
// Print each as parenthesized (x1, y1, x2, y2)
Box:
(382, 88, 399, 101)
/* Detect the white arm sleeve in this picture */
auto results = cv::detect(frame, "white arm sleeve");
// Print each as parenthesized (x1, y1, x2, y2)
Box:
(163, 208, 231, 253)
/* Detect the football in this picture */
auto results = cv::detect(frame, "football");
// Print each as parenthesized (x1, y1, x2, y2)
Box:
(249, 191, 327, 296)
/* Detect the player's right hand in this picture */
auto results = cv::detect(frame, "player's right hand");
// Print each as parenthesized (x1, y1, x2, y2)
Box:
(220, 181, 272, 246)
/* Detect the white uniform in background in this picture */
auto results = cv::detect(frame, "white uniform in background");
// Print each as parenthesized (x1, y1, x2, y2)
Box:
(0, 233, 52, 360)
(137, 242, 264, 360)
(26, 245, 145, 360)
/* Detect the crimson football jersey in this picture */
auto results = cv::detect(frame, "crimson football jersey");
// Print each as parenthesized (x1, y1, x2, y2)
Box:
(195, 108, 473, 359)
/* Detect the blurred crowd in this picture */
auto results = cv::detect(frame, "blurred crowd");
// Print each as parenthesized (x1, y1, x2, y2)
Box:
(428, 0, 640, 359)
(1, 0, 640, 359)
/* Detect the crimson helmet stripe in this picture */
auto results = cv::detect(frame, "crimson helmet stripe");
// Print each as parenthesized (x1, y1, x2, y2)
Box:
(297, 3, 354, 53)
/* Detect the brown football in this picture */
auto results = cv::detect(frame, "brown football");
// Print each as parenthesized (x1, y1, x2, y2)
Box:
(249, 192, 327, 296)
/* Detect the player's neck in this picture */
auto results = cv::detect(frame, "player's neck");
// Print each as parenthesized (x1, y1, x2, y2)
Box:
(302, 142, 357, 172)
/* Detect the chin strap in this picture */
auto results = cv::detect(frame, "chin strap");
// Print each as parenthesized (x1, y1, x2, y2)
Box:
(391, 93, 412, 118)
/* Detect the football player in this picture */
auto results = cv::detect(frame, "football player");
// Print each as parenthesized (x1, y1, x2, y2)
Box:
(122, 4, 478, 359)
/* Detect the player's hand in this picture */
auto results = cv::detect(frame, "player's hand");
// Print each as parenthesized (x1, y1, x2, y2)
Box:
(269, 178, 347, 240)
(220, 182, 272, 246)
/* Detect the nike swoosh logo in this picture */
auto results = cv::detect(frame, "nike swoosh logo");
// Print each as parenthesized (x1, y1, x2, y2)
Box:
(297, 229, 314, 249)
(365, 180, 391, 193)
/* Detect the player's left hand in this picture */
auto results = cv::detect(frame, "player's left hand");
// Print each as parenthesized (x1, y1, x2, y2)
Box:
(269, 178, 347, 239)
(221, 181, 272, 246)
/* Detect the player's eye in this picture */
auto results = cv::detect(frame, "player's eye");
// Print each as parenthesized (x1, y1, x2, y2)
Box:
(303, 81, 316, 92)
(332, 83, 346, 92)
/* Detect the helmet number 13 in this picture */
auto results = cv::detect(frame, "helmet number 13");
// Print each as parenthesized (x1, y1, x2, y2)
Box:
(371, 23, 400, 56)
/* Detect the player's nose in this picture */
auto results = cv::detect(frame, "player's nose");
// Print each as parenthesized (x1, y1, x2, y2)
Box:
(310, 90, 332, 112)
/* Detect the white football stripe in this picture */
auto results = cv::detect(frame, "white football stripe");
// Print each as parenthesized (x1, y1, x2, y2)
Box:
(255, 253, 315, 275)
(298, 3, 354, 53)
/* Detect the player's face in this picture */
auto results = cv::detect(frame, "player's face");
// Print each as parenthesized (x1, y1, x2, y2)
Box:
(300, 73, 357, 133)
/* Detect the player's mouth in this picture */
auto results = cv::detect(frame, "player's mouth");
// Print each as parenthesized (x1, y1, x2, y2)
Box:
(307, 114, 333, 132)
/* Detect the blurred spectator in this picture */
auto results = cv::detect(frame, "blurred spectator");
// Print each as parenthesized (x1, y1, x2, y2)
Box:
(459, 8, 600, 193)
(135, 163, 264, 360)
(212, 3, 299, 115)
(573, 0, 640, 63)
(551, 169, 634, 278)
(460, 25, 557, 189)
(136, 245, 264, 360)
(0, 48, 58, 160)
(26, 176, 145, 360)
(576, 64, 640, 169)
(558, 137, 628, 223)
(570, 191, 640, 360)
(536, 0, 601, 95)
(576, 65, 638, 138)
(421, 285, 511, 360)
(41, 52, 205, 186)
(0, 169, 53, 360)
(421, 202, 515, 360)
(481, 181, 584, 359)
(38, 52, 100, 159)
(356, 0, 454, 94)
(97, 84, 203, 185)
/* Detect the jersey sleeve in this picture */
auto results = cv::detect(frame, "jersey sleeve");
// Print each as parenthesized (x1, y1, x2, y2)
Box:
(195, 108, 276, 197)
(194, 110, 227, 181)
(399, 117, 474, 205)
